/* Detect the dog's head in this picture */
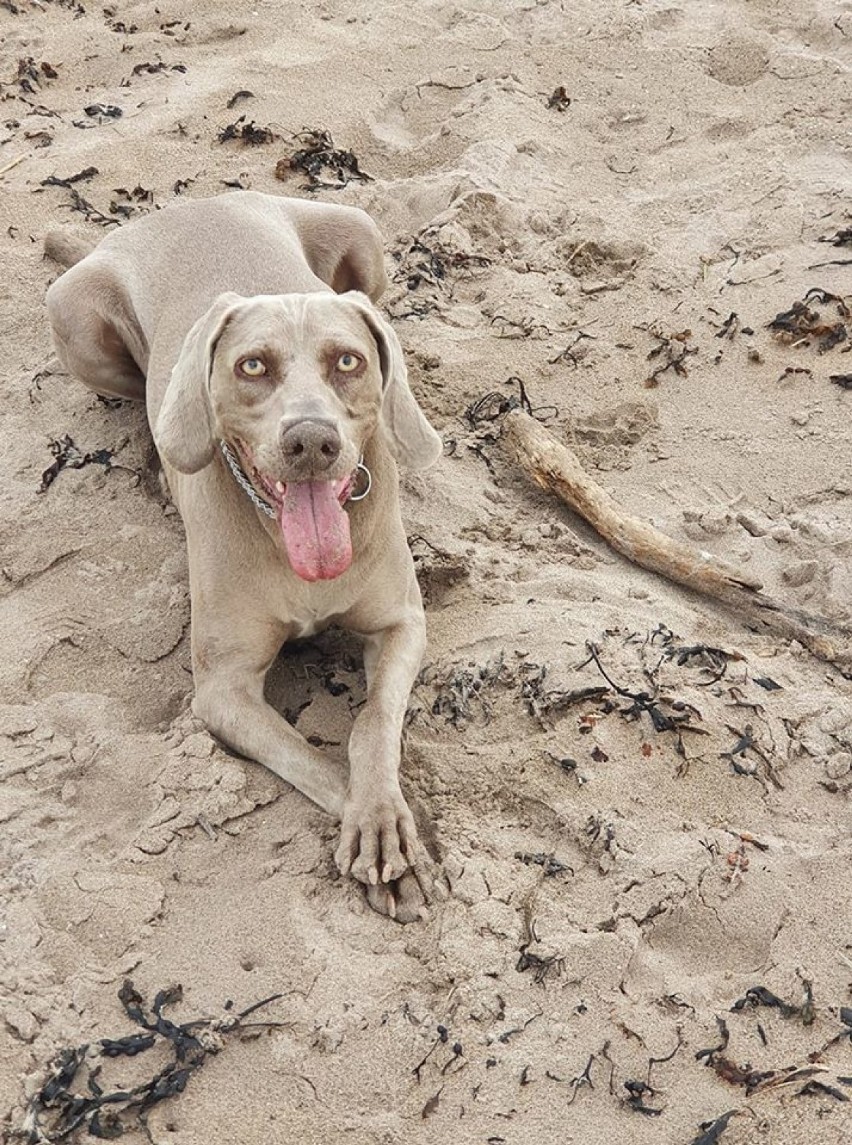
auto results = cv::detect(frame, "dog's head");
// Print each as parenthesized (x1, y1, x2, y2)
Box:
(154, 291, 442, 581)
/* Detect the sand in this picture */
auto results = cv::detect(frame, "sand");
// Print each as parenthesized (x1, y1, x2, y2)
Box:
(1, 0, 851, 1142)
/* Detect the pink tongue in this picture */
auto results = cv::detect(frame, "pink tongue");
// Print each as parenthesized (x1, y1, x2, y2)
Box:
(278, 481, 352, 582)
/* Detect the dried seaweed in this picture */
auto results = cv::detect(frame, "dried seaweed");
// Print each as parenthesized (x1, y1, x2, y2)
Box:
(489, 311, 556, 339)
(752, 676, 781, 691)
(276, 128, 372, 191)
(691, 1110, 737, 1145)
(516, 948, 564, 985)
(464, 390, 524, 429)
(582, 641, 705, 751)
(711, 1056, 774, 1092)
(13, 58, 59, 94)
(429, 654, 506, 728)
(464, 377, 531, 428)
(464, 378, 556, 431)
(776, 364, 814, 383)
(412, 1023, 449, 1081)
(427, 645, 612, 731)
(20, 981, 284, 1143)
(819, 228, 852, 247)
(130, 60, 186, 77)
(767, 288, 850, 352)
(565, 1050, 599, 1104)
(548, 329, 597, 366)
(226, 90, 254, 109)
(109, 184, 154, 219)
(830, 374, 852, 390)
(159, 18, 189, 35)
(695, 1016, 730, 1062)
(664, 643, 740, 685)
(623, 1078, 663, 1116)
(541, 682, 611, 720)
(60, 188, 116, 227)
(720, 725, 783, 788)
(637, 323, 698, 387)
(646, 1031, 684, 1084)
(103, 7, 137, 33)
(795, 1079, 850, 1102)
(393, 237, 490, 292)
(545, 752, 579, 778)
(496, 1013, 540, 1044)
(584, 814, 618, 860)
(695, 1016, 775, 1094)
(99, 1034, 156, 1058)
(730, 985, 800, 1020)
(546, 85, 571, 111)
(37, 434, 126, 493)
(713, 311, 753, 340)
(40, 166, 99, 188)
(83, 103, 123, 119)
(517, 661, 608, 724)
(217, 115, 277, 145)
(514, 851, 573, 877)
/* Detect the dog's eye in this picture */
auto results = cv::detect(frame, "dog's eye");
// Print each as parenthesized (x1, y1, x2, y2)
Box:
(336, 352, 361, 373)
(239, 357, 267, 377)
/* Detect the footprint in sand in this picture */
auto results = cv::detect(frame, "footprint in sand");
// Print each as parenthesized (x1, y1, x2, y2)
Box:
(706, 30, 771, 86)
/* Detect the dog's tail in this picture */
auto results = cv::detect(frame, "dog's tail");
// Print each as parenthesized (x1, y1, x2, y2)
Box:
(44, 230, 95, 268)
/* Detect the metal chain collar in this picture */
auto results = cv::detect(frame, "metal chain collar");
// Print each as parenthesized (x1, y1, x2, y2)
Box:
(219, 440, 276, 518)
(218, 440, 371, 517)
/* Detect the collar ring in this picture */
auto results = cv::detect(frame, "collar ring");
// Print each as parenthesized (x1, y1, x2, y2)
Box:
(348, 460, 372, 502)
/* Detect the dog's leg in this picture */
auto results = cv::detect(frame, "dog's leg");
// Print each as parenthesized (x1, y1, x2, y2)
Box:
(335, 605, 432, 921)
(192, 616, 347, 817)
(46, 258, 148, 401)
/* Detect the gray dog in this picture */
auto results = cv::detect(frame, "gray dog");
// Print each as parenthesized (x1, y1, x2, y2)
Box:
(45, 192, 442, 922)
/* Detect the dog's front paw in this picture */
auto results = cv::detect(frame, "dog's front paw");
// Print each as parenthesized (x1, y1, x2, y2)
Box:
(366, 870, 432, 923)
(335, 786, 422, 887)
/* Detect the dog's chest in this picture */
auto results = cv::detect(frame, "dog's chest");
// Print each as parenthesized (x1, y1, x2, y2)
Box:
(288, 613, 328, 640)
(273, 575, 356, 640)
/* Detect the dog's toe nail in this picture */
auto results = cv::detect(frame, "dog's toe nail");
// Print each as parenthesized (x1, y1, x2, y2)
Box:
(368, 866, 379, 886)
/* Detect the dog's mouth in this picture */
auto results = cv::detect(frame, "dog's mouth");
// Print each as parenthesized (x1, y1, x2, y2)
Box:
(231, 440, 355, 583)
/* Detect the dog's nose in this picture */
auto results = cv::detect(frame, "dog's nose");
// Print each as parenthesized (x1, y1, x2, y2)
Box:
(279, 419, 342, 470)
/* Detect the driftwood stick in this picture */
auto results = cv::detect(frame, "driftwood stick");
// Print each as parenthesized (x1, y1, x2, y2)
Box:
(503, 409, 851, 673)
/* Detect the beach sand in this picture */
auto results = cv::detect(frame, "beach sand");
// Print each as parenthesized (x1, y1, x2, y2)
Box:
(1, 1, 851, 1141)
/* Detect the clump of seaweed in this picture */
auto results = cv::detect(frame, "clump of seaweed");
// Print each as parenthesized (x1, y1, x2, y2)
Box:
(768, 288, 850, 353)
(17, 981, 285, 1143)
(275, 128, 372, 191)
(217, 115, 277, 145)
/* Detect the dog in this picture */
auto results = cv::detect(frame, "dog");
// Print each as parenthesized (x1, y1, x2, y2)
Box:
(45, 192, 443, 922)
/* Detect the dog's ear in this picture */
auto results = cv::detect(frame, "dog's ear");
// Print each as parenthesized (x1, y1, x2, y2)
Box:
(343, 292, 443, 470)
(155, 293, 243, 474)
(286, 201, 388, 301)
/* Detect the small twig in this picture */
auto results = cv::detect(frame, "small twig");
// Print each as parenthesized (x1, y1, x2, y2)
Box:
(0, 151, 30, 177)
